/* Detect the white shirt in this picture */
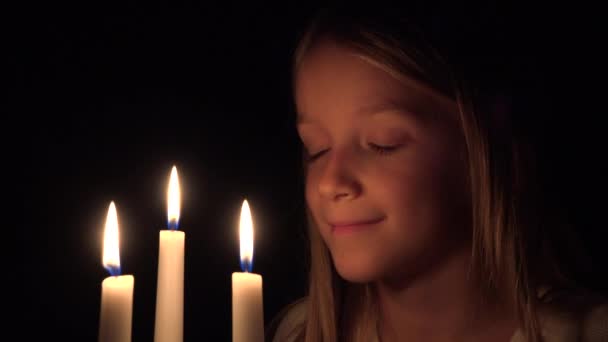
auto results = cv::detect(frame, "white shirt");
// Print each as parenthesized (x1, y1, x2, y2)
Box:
(271, 293, 608, 342)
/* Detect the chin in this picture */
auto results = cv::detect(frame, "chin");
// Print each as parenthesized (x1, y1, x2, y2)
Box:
(330, 251, 385, 283)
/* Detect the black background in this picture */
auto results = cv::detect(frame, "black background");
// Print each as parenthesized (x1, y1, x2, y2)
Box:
(8, 1, 606, 340)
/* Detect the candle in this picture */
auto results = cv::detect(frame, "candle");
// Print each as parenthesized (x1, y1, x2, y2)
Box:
(154, 166, 184, 342)
(232, 200, 264, 342)
(99, 201, 134, 342)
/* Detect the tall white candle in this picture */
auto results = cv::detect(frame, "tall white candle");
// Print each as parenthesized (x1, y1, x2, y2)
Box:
(232, 200, 264, 342)
(155, 166, 184, 342)
(99, 201, 134, 342)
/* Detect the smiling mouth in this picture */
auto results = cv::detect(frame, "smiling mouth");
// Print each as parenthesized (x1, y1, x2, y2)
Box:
(330, 217, 385, 234)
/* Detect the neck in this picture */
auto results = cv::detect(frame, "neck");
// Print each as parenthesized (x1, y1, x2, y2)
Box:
(375, 248, 517, 342)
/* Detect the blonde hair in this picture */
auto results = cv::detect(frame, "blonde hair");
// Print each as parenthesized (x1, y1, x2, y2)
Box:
(286, 5, 592, 342)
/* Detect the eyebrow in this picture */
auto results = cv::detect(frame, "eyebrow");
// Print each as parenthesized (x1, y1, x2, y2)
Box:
(357, 102, 411, 117)
(297, 101, 415, 125)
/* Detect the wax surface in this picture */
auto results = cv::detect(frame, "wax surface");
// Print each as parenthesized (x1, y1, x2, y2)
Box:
(155, 230, 185, 342)
(232, 272, 264, 342)
(99, 275, 134, 342)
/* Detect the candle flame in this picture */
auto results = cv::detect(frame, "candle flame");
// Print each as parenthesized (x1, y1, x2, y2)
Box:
(239, 199, 254, 272)
(102, 201, 121, 276)
(167, 166, 180, 230)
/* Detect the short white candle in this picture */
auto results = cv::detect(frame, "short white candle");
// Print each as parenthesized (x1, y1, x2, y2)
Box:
(155, 166, 184, 342)
(232, 200, 264, 342)
(99, 201, 134, 342)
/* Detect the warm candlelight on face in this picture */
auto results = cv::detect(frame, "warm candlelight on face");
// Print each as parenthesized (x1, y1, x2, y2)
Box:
(232, 199, 264, 342)
(99, 201, 134, 342)
(155, 166, 185, 342)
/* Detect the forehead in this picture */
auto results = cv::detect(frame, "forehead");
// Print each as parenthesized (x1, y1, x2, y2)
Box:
(294, 39, 457, 123)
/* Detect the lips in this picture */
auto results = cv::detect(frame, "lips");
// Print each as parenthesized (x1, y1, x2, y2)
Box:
(329, 217, 385, 234)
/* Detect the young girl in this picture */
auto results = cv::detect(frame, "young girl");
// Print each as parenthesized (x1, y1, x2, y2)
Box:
(269, 4, 607, 342)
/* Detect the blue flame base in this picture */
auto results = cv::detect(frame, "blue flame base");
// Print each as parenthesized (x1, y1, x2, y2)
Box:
(168, 220, 179, 231)
(240, 258, 252, 273)
(105, 265, 121, 277)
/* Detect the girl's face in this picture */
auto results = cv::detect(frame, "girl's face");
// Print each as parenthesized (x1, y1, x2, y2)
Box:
(295, 39, 471, 283)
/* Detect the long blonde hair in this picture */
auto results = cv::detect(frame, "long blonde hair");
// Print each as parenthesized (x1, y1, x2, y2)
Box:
(287, 5, 591, 342)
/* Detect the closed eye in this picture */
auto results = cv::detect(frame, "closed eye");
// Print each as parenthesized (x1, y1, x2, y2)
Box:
(369, 143, 401, 155)
(307, 148, 329, 162)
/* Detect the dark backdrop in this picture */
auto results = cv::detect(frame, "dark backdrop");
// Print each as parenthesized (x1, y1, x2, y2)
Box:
(8, 1, 606, 340)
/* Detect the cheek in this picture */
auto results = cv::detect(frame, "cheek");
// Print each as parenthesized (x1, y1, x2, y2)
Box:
(375, 148, 463, 234)
(304, 171, 314, 203)
(304, 170, 321, 213)
(304, 170, 332, 243)
(379, 170, 439, 234)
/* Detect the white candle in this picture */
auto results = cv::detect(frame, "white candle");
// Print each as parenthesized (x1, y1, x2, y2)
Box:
(155, 166, 184, 342)
(232, 200, 264, 342)
(99, 201, 134, 342)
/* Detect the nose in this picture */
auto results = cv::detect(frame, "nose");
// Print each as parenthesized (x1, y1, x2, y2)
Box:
(317, 151, 362, 201)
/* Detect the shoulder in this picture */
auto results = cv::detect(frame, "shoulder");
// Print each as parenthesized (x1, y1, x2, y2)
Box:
(267, 298, 307, 342)
(534, 289, 608, 342)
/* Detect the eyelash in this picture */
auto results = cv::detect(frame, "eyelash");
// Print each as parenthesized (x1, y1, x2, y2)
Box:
(306, 144, 399, 162)
(368, 143, 400, 155)
(307, 149, 328, 162)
